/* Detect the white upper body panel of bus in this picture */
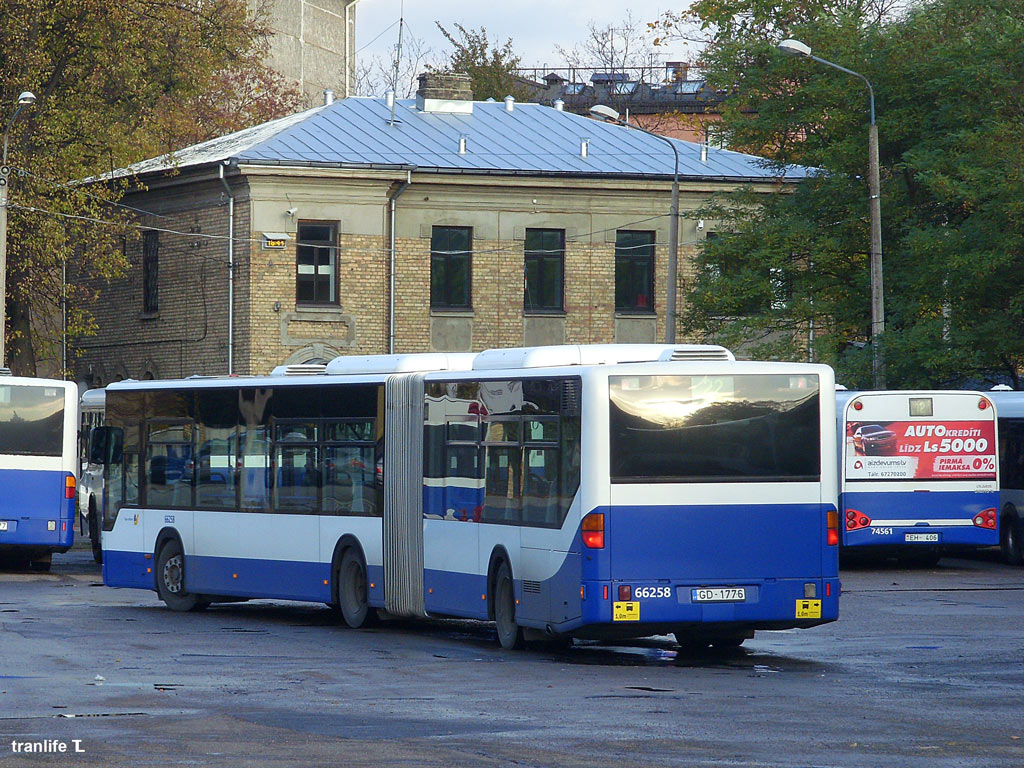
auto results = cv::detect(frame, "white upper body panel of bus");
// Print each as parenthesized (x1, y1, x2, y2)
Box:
(987, 387, 1024, 418)
(0, 376, 79, 472)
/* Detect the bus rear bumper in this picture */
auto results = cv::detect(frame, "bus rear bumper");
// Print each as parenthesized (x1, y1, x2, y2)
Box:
(572, 577, 840, 637)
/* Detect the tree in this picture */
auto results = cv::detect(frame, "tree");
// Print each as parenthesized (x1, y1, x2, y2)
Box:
(356, 24, 436, 98)
(0, 0, 301, 376)
(556, 11, 662, 77)
(433, 23, 529, 101)
(655, 0, 1024, 389)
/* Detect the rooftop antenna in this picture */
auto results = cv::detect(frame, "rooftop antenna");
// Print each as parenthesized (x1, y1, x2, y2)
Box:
(389, 0, 404, 126)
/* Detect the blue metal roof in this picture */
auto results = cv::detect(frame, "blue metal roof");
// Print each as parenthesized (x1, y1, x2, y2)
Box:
(122, 97, 809, 183)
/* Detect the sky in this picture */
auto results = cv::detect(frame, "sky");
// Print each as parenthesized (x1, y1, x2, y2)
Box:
(354, 0, 693, 75)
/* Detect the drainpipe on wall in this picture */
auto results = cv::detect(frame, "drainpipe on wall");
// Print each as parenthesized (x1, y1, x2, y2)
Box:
(218, 162, 235, 374)
(345, 0, 362, 97)
(387, 168, 414, 354)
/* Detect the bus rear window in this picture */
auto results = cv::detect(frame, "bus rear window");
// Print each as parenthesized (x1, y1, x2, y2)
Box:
(0, 384, 65, 457)
(609, 374, 820, 483)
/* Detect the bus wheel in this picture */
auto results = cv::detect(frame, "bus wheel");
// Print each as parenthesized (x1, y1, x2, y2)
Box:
(88, 504, 103, 565)
(337, 549, 376, 629)
(28, 555, 52, 573)
(493, 561, 524, 650)
(156, 539, 203, 612)
(1001, 509, 1023, 565)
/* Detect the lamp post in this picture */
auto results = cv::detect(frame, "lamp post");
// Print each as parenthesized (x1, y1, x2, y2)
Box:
(778, 39, 885, 388)
(589, 104, 680, 344)
(0, 90, 37, 367)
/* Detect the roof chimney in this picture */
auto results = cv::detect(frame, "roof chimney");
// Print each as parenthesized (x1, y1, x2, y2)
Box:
(416, 72, 474, 114)
(323, 89, 335, 105)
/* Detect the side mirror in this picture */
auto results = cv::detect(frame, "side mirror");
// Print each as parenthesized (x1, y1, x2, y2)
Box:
(89, 427, 123, 465)
(88, 427, 109, 465)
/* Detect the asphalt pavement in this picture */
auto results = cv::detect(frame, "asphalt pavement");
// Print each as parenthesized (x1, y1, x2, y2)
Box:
(1, 539, 1022, 767)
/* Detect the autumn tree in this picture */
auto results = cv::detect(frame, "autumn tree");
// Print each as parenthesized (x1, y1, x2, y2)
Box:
(654, 0, 1024, 388)
(433, 23, 530, 101)
(0, 0, 301, 375)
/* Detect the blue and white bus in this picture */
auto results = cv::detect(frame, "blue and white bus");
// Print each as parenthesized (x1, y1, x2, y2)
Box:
(984, 387, 1024, 565)
(95, 345, 839, 649)
(836, 390, 999, 564)
(0, 375, 79, 571)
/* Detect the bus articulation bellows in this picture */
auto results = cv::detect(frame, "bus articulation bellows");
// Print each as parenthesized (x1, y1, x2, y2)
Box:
(93, 345, 840, 649)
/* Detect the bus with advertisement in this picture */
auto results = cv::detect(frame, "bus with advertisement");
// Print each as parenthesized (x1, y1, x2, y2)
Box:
(836, 390, 999, 564)
(91, 344, 840, 650)
(0, 375, 79, 571)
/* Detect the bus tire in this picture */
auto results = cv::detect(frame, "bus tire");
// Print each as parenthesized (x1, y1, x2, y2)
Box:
(493, 561, 524, 650)
(88, 502, 103, 565)
(337, 548, 376, 628)
(28, 554, 52, 573)
(155, 539, 204, 612)
(1001, 507, 1023, 566)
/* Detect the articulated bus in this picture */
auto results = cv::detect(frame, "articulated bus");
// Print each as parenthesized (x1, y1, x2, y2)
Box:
(93, 345, 839, 649)
(984, 388, 1024, 565)
(0, 375, 79, 571)
(836, 390, 999, 564)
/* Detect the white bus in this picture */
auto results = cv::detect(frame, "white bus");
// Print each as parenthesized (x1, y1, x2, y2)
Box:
(836, 390, 999, 565)
(0, 375, 79, 571)
(79, 387, 106, 563)
(94, 345, 840, 649)
(985, 388, 1024, 564)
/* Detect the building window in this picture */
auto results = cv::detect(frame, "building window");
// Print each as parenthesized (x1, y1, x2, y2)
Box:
(296, 221, 337, 305)
(142, 230, 159, 313)
(615, 230, 655, 313)
(524, 228, 565, 313)
(431, 226, 472, 310)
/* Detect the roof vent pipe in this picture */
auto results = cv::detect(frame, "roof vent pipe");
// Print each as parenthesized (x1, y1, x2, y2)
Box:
(700, 141, 708, 163)
(385, 90, 395, 109)
(553, 99, 564, 111)
(324, 89, 335, 106)
(459, 135, 468, 154)
(580, 137, 589, 159)
(504, 95, 515, 111)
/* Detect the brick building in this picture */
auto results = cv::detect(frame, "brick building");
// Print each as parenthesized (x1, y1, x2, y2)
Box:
(73, 74, 806, 387)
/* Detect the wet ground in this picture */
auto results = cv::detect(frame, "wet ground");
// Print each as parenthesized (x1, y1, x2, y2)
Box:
(1, 540, 1022, 767)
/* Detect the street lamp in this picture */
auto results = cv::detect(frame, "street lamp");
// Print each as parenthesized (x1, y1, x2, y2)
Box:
(778, 39, 885, 388)
(589, 103, 680, 344)
(1, 90, 37, 367)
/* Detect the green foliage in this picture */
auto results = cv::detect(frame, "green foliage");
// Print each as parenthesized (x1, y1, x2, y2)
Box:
(665, 0, 1024, 388)
(433, 23, 530, 102)
(0, 0, 301, 376)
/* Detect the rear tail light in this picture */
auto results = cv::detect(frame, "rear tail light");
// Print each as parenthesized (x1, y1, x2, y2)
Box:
(618, 585, 632, 601)
(827, 509, 839, 546)
(65, 475, 76, 499)
(979, 398, 990, 410)
(582, 512, 604, 549)
(973, 508, 997, 529)
(846, 510, 871, 531)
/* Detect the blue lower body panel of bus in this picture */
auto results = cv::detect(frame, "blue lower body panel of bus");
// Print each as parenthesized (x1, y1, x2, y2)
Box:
(840, 490, 999, 549)
(570, 502, 840, 637)
(0, 469, 75, 557)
